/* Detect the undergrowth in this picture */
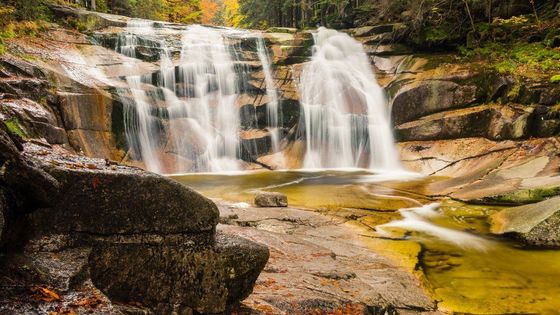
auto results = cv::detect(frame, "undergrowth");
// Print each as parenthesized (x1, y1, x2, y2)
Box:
(459, 15, 560, 76)
(0, 5, 50, 56)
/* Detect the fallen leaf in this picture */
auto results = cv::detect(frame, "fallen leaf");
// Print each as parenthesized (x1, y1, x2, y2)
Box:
(91, 177, 101, 189)
(32, 286, 61, 302)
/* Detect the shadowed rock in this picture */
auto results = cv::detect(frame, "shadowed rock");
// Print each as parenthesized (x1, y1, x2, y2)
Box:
(9, 143, 269, 314)
(90, 229, 269, 314)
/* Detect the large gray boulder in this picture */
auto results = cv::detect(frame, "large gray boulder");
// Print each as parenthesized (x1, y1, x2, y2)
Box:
(90, 229, 269, 314)
(17, 143, 268, 314)
(391, 80, 478, 125)
(490, 196, 560, 248)
(28, 160, 219, 237)
(395, 104, 534, 141)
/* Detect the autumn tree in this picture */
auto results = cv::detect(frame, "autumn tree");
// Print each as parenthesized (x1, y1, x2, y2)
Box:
(201, 0, 220, 24)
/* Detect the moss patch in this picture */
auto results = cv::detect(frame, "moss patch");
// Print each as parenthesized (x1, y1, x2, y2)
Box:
(4, 118, 28, 138)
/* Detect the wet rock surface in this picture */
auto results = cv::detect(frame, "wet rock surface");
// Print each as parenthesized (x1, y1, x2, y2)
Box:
(0, 138, 268, 314)
(399, 137, 560, 206)
(90, 229, 269, 314)
(216, 202, 439, 314)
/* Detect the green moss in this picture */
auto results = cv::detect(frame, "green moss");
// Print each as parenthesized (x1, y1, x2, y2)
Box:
(75, 15, 99, 32)
(551, 75, 560, 84)
(4, 118, 28, 138)
(492, 186, 560, 205)
(461, 42, 560, 75)
(507, 79, 522, 99)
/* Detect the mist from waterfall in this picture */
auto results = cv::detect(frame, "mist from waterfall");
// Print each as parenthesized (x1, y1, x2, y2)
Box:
(299, 27, 401, 171)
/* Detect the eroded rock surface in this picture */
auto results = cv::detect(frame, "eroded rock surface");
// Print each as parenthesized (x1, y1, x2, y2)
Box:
(217, 202, 439, 314)
(491, 196, 560, 248)
(0, 139, 268, 314)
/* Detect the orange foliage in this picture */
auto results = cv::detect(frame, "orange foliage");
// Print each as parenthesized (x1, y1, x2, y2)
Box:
(200, 0, 220, 24)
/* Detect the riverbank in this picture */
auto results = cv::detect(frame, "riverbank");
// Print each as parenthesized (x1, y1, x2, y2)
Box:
(214, 201, 438, 314)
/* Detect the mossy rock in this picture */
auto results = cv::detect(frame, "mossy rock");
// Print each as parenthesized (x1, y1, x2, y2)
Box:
(266, 27, 297, 34)
(3, 118, 28, 139)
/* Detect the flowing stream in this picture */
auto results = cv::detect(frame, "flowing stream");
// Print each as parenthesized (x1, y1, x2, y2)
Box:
(172, 171, 560, 314)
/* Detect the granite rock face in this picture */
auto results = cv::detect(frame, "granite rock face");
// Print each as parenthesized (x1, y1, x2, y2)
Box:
(29, 160, 219, 237)
(90, 230, 269, 314)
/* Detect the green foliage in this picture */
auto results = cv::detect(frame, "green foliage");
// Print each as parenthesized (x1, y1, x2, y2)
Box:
(3, 0, 53, 21)
(129, 0, 166, 20)
(551, 75, 560, 84)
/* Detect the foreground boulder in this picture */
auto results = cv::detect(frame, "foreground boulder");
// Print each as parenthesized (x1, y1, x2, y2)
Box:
(490, 196, 560, 248)
(28, 154, 219, 237)
(0, 141, 269, 314)
(90, 230, 269, 314)
(255, 191, 288, 207)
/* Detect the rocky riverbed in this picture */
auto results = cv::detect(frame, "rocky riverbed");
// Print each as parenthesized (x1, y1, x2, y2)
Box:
(216, 202, 438, 314)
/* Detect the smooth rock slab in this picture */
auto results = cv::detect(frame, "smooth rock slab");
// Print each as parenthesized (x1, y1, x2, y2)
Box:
(255, 191, 288, 207)
(490, 196, 560, 247)
(89, 230, 269, 314)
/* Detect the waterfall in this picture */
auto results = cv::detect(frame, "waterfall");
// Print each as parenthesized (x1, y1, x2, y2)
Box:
(115, 21, 400, 174)
(170, 25, 243, 172)
(256, 35, 285, 169)
(299, 27, 401, 171)
(118, 20, 162, 173)
(116, 21, 284, 174)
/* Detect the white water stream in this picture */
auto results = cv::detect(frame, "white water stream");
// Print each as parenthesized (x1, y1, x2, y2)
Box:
(299, 27, 401, 171)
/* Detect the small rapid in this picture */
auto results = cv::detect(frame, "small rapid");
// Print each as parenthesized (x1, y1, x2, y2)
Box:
(376, 203, 491, 250)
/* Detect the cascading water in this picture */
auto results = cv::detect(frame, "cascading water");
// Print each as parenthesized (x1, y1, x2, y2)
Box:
(115, 21, 283, 174)
(118, 20, 163, 173)
(256, 35, 285, 169)
(299, 27, 401, 171)
(170, 25, 243, 172)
